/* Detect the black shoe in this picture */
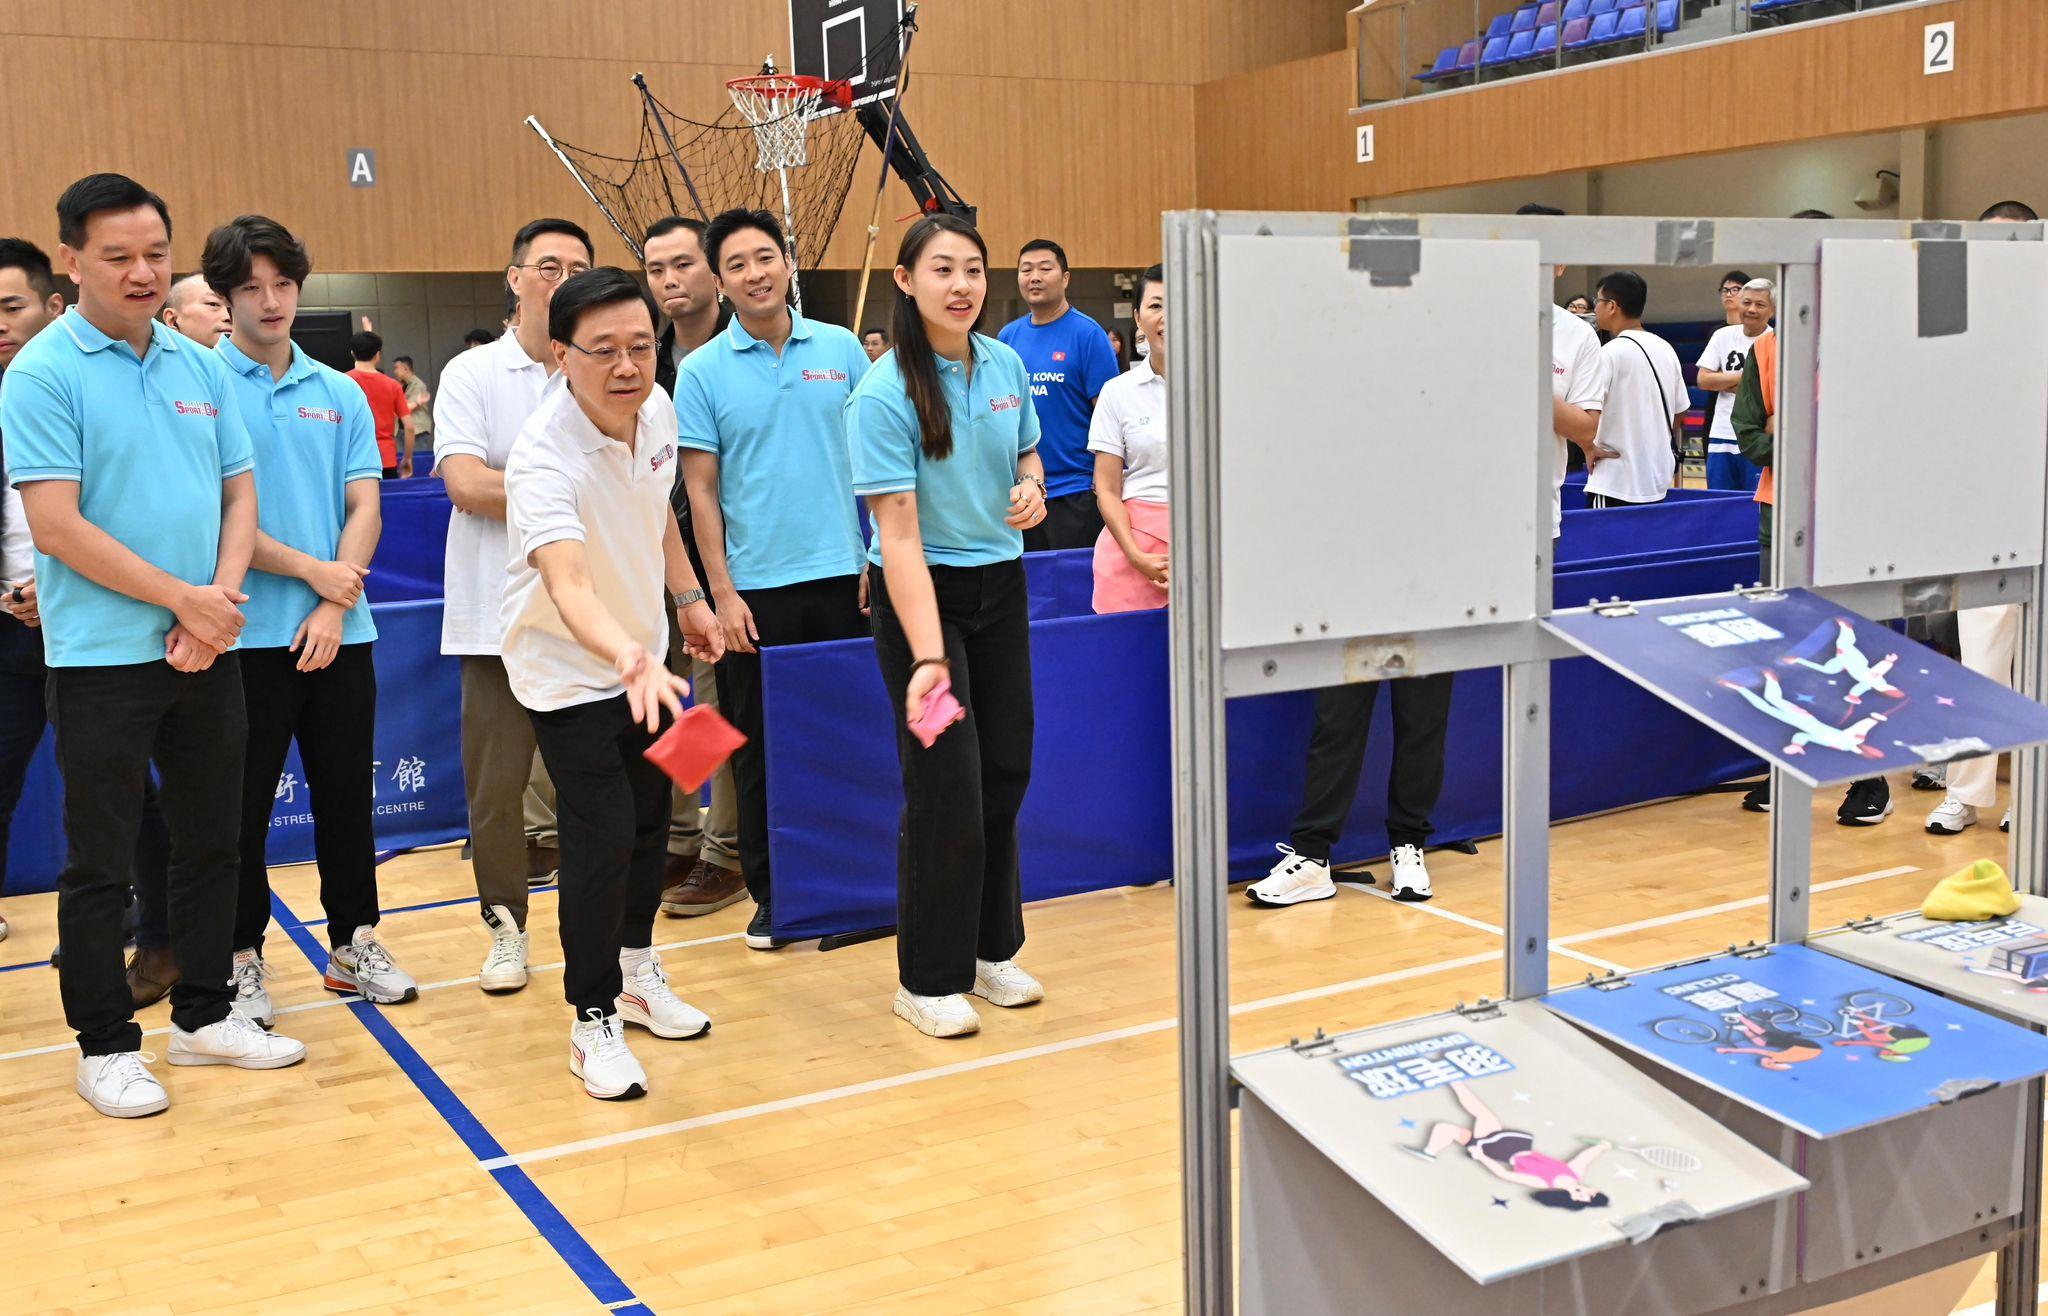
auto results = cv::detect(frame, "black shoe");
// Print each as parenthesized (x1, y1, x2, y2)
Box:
(744, 900, 786, 951)
(1740, 781, 1772, 813)
(1910, 766, 1948, 792)
(1838, 777, 1893, 826)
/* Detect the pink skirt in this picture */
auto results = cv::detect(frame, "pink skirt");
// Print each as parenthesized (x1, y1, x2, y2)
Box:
(1092, 499, 1170, 614)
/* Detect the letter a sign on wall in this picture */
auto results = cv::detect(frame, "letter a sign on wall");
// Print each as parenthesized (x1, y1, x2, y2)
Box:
(348, 149, 377, 187)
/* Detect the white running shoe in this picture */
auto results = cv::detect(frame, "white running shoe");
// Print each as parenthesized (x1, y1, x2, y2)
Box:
(617, 956, 711, 1039)
(1390, 844, 1434, 903)
(2003, 807, 2013, 834)
(1926, 798, 1980, 836)
(893, 987, 981, 1038)
(228, 948, 274, 1028)
(77, 1050, 168, 1118)
(326, 926, 418, 1004)
(169, 1010, 307, 1069)
(971, 959, 1044, 1008)
(569, 1010, 647, 1100)
(0, 905, 9, 944)
(479, 904, 529, 994)
(1247, 844, 1336, 907)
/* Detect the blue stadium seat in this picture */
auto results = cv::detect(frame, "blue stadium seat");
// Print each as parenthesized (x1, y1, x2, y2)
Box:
(1559, 15, 1592, 47)
(1537, 0, 1562, 23)
(1562, 0, 1592, 17)
(1484, 11, 1515, 41)
(1479, 33, 1513, 66)
(1453, 38, 1482, 71)
(1511, 5, 1540, 34)
(1589, 0, 1620, 14)
(1532, 22, 1560, 57)
(1618, 5, 1647, 38)
(1570, 8, 1621, 46)
(1655, 0, 1679, 31)
(1505, 28, 1538, 60)
(1417, 45, 1460, 81)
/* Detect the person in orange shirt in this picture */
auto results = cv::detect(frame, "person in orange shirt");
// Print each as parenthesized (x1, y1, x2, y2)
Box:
(346, 330, 414, 478)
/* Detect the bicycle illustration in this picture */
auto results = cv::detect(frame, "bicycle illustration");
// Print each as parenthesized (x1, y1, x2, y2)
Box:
(1649, 992, 1920, 1070)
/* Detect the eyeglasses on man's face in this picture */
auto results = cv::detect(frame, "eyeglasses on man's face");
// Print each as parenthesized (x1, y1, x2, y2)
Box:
(516, 259, 593, 283)
(1720, 284, 1745, 296)
(568, 340, 658, 366)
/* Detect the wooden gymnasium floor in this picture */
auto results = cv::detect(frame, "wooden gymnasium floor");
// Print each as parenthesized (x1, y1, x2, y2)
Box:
(0, 767, 2031, 1314)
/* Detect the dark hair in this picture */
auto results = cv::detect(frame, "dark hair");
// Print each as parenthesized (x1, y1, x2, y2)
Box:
(510, 217, 593, 267)
(57, 173, 171, 249)
(548, 266, 658, 344)
(200, 214, 312, 296)
(1134, 262, 1164, 304)
(1532, 1189, 1610, 1211)
(1981, 200, 2039, 223)
(464, 327, 496, 347)
(0, 238, 57, 299)
(1790, 209, 1833, 221)
(1719, 269, 1752, 289)
(503, 286, 518, 321)
(1596, 270, 1648, 320)
(1108, 326, 1128, 371)
(1515, 203, 1565, 216)
(1019, 238, 1068, 272)
(893, 215, 990, 461)
(644, 215, 706, 247)
(351, 330, 383, 361)
(861, 327, 887, 342)
(394, 354, 414, 368)
(703, 208, 787, 273)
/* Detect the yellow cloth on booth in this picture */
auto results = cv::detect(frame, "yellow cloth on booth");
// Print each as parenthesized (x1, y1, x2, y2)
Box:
(1919, 859, 2021, 922)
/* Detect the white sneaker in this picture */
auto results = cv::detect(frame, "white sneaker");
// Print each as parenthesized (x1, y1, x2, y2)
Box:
(617, 955, 711, 1039)
(1390, 844, 1434, 902)
(77, 1050, 168, 1118)
(479, 904, 529, 994)
(228, 948, 274, 1028)
(971, 959, 1044, 1008)
(569, 1010, 647, 1100)
(326, 926, 418, 1004)
(893, 987, 981, 1037)
(0, 906, 9, 944)
(2002, 808, 2013, 834)
(169, 1010, 306, 1069)
(1926, 797, 1980, 836)
(1247, 844, 1336, 907)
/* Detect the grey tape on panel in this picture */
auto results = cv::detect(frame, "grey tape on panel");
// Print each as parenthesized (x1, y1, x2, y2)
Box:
(1911, 221, 1963, 240)
(1653, 219, 1716, 267)
(1347, 216, 1421, 287)
(1917, 240, 1968, 338)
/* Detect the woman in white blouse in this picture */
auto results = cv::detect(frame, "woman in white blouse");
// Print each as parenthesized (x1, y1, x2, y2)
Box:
(1087, 263, 1168, 614)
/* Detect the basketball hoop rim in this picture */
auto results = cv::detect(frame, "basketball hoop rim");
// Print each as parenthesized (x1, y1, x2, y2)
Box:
(725, 73, 853, 112)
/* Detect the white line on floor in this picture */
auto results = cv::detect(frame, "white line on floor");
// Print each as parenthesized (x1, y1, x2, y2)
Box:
(1549, 865, 1921, 946)
(1338, 880, 1630, 974)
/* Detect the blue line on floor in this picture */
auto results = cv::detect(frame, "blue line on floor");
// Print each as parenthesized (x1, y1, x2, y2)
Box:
(301, 884, 556, 929)
(0, 957, 51, 974)
(268, 890, 649, 1313)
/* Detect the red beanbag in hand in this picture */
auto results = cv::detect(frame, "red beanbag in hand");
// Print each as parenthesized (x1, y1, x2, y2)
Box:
(643, 704, 748, 792)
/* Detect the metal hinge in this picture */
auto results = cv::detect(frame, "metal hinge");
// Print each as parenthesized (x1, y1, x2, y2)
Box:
(1288, 1028, 1338, 1059)
(1589, 971, 1634, 992)
(1734, 584, 1787, 602)
(1731, 941, 1774, 960)
(1454, 997, 1505, 1022)
(1591, 597, 1638, 617)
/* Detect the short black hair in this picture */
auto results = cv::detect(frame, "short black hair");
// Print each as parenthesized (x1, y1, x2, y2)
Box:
(703, 208, 786, 272)
(57, 172, 171, 249)
(0, 238, 57, 299)
(1981, 200, 2039, 223)
(1790, 209, 1833, 220)
(464, 327, 497, 347)
(200, 214, 312, 296)
(351, 330, 383, 361)
(861, 327, 887, 342)
(394, 354, 414, 368)
(1134, 262, 1165, 303)
(1719, 269, 1752, 289)
(1515, 203, 1565, 216)
(547, 266, 657, 344)
(503, 286, 518, 320)
(644, 216, 706, 248)
(1019, 238, 1068, 272)
(1596, 270, 1648, 319)
(510, 217, 594, 267)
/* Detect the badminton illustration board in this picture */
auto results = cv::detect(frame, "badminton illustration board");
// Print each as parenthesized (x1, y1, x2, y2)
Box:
(1543, 943, 2048, 1139)
(1229, 1000, 1806, 1284)
(1543, 588, 2048, 787)
(1814, 895, 2048, 1030)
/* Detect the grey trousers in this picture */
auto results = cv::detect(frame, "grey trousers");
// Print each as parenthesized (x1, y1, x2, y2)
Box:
(667, 620, 739, 871)
(460, 655, 539, 928)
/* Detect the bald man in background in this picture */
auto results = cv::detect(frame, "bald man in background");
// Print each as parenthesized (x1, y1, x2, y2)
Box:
(160, 274, 231, 348)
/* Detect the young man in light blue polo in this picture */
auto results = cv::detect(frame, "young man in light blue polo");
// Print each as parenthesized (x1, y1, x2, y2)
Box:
(3, 174, 305, 1118)
(677, 207, 871, 951)
(203, 214, 417, 1027)
(998, 238, 1119, 550)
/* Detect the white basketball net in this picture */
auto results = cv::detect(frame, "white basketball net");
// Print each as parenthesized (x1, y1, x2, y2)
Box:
(726, 76, 831, 172)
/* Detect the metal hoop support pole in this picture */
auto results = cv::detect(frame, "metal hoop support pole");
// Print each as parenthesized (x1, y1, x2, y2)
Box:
(525, 115, 640, 258)
(632, 72, 708, 221)
(851, 8, 921, 327)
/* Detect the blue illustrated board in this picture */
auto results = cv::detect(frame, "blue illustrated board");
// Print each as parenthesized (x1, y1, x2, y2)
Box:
(1543, 944, 2048, 1139)
(1544, 588, 2048, 787)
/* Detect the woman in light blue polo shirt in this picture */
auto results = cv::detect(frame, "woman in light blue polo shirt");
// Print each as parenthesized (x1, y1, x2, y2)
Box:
(848, 215, 1049, 1040)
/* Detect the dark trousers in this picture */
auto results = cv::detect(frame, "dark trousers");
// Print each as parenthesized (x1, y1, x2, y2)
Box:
(530, 694, 670, 1016)
(1288, 673, 1455, 864)
(869, 559, 1033, 996)
(236, 644, 379, 954)
(1586, 492, 1659, 510)
(49, 656, 244, 1054)
(1022, 490, 1104, 553)
(718, 573, 866, 907)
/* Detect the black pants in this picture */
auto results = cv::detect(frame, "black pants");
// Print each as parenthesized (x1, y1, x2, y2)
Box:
(869, 560, 1033, 996)
(1586, 492, 1659, 510)
(1288, 673, 1455, 864)
(236, 644, 379, 954)
(530, 694, 670, 1016)
(1022, 490, 1104, 553)
(718, 573, 866, 907)
(49, 656, 244, 1054)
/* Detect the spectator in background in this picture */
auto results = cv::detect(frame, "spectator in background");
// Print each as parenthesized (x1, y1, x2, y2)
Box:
(463, 327, 496, 350)
(159, 273, 231, 348)
(1586, 271, 1684, 509)
(347, 331, 414, 479)
(503, 286, 519, 332)
(1106, 326, 1129, 372)
(1564, 294, 1592, 316)
(1090, 264, 1168, 614)
(1716, 270, 1752, 326)
(861, 327, 888, 363)
(998, 239, 1119, 550)
(1515, 205, 1608, 534)
(393, 354, 432, 460)
(1696, 276, 1771, 491)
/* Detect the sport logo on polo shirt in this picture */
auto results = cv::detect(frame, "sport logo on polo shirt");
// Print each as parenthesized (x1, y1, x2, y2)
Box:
(651, 442, 675, 473)
(297, 406, 343, 424)
(172, 400, 220, 417)
(799, 368, 848, 383)
(989, 394, 1022, 413)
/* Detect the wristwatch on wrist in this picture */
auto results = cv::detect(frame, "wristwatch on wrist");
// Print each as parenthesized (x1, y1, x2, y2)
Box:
(673, 588, 708, 609)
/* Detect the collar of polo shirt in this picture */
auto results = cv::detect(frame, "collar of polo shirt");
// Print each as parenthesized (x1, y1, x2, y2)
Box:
(548, 372, 638, 456)
(218, 335, 317, 384)
(724, 307, 815, 351)
(57, 307, 180, 356)
(494, 328, 547, 373)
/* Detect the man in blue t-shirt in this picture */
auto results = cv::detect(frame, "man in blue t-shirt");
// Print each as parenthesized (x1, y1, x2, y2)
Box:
(997, 239, 1120, 551)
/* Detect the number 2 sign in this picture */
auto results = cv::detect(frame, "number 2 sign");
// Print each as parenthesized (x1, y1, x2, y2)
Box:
(1924, 21, 1955, 76)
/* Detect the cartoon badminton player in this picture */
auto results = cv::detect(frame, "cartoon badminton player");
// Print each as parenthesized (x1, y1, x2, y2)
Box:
(1712, 1011, 1826, 1071)
(1719, 671, 1888, 757)
(1407, 1081, 1612, 1210)
(1832, 1017, 1932, 1062)
(1782, 618, 1904, 706)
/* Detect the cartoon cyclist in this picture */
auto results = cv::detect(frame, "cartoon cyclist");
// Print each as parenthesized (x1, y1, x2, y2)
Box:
(1832, 1016, 1932, 1062)
(1713, 1011, 1826, 1071)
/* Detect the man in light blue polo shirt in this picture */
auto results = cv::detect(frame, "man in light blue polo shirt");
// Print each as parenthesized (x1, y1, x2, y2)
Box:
(203, 214, 417, 1028)
(997, 238, 1119, 551)
(677, 206, 871, 951)
(2, 174, 305, 1118)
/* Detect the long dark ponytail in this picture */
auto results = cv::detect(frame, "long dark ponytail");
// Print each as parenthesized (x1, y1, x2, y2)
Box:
(891, 214, 988, 461)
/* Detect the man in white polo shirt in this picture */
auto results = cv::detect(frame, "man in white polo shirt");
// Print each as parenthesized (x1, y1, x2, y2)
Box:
(1586, 270, 1685, 509)
(433, 217, 592, 992)
(1516, 206, 1609, 538)
(501, 267, 723, 1100)
(1695, 273, 1769, 492)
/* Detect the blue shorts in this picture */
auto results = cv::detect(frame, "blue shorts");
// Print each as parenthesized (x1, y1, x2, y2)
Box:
(1707, 450, 1763, 492)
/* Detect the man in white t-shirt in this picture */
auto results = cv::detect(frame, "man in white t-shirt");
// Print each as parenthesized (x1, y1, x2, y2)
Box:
(1517, 204, 1610, 538)
(1586, 270, 1686, 509)
(433, 217, 592, 991)
(1695, 273, 1770, 492)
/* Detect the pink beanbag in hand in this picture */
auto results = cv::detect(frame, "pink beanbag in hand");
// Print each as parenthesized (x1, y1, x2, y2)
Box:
(911, 675, 965, 749)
